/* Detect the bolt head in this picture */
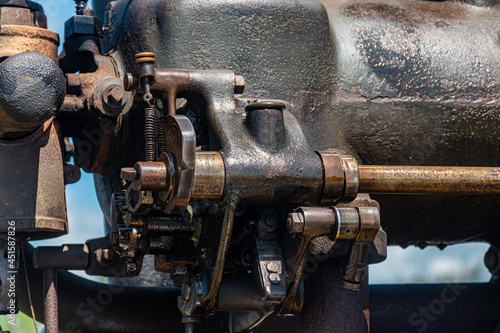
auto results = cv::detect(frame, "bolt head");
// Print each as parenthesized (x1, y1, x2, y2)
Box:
(266, 262, 279, 273)
(126, 262, 137, 273)
(269, 273, 281, 284)
(102, 85, 126, 110)
(108, 86, 125, 104)
(287, 212, 305, 234)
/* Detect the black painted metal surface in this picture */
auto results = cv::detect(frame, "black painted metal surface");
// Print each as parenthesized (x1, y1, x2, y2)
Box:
(104, 0, 500, 246)
(25, 0, 498, 332)
(321, 0, 500, 246)
(300, 262, 370, 333)
(370, 283, 500, 332)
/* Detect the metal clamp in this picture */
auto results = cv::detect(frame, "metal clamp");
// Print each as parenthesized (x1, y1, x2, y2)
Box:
(285, 203, 380, 293)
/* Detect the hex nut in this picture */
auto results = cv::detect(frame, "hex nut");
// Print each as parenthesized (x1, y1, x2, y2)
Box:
(93, 77, 133, 117)
(107, 86, 125, 105)
(64, 15, 104, 39)
(266, 262, 279, 273)
(126, 186, 154, 215)
(287, 212, 305, 234)
(102, 84, 127, 110)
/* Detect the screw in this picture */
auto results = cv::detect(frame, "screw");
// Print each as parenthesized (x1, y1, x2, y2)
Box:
(266, 262, 279, 273)
(287, 212, 305, 234)
(269, 273, 281, 284)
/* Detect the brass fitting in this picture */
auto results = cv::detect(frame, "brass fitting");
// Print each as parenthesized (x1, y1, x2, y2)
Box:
(121, 151, 226, 204)
(286, 204, 380, 291)
(316, 151, 359, 205)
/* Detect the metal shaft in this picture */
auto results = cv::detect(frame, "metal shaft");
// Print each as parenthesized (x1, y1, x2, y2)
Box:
(43, 267, 58, 333)
(358, 165, 500, 195)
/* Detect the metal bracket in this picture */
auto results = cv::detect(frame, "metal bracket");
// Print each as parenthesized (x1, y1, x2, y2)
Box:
(254, 238, 287, 302)
(158, 115, 196, 214)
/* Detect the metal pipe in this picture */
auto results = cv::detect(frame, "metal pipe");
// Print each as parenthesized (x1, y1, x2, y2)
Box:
(358, 165, 500, 195)
(43, 267, 58, 333)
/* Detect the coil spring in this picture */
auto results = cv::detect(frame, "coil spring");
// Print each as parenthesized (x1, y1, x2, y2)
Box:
(144, 106, 156, 162)
(158, 119, 166, 154)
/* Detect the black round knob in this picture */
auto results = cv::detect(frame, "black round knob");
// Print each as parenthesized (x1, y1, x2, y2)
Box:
(0, 52, 66, 138)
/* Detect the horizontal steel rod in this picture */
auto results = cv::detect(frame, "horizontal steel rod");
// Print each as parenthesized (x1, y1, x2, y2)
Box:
(358, 166, 500, 195)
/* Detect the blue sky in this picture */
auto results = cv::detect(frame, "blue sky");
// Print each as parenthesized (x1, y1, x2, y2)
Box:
(32, 0, 492, 285)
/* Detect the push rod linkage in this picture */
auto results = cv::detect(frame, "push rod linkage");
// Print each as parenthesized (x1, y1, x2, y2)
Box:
(122, 151, 500, 207)
(357, 165, 500, 195)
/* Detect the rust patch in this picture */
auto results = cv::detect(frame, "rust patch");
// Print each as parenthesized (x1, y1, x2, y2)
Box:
(0, 24, 59, 62)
